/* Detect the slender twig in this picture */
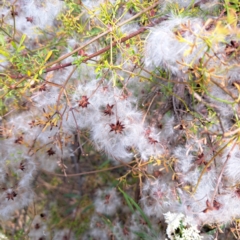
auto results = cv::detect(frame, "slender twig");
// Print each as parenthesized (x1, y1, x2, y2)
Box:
(192, 137, 236, 194)
(141, 92, 158, 125)
(210, 140, 237, 205)
(11, 5, 16, 39)
(223, 128, 240, 138)
(211, 78, 238, 101)
(216, 113, 225, 135)
(41, 164, 127, 177)
(69, 109, 85, 155)
(187, 87, 218, 109)
(56, 66, 77, 112)
(142, 67, 187, 84)
(38, 177, 79, 194)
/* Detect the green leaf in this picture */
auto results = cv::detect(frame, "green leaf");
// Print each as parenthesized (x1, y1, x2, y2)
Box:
(39, 68, 43, 75)
(64, 193, 81, 199)
(44, 50, 53, 62)
(18, 46, 25, 52)
(11, 41, 17, 49)
(118, 187, 152, 229)
(0, 34, 5, 46)
(19, 34, 26, 47)
(0, 48, 10, 57)
(82, 204, 93, 214)
(118, 187, 135, 213)
(99, 160, 111, 168)
(88, 27, 102, 36)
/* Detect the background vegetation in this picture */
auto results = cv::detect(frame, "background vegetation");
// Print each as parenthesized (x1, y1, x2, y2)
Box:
(0, 0, 239, 239)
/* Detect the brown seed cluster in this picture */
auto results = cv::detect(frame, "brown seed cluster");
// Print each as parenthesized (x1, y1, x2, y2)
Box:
(104, 194, 110, 204)
(148, 137, 158, 145)
(11, 10, 18, 17)
(235, 188, 240, 198)
(103, 104, 114, 116)
(19, 162, 25, 171)
(39, 83, 47, 91)
(26, 16, 33, 23)
(195, 153, 211, 171)
(203, 199, 221, 213)
(15, 136, 23, 144)
(78, 96, 90, 108)
(225, 40, 239, 56)
(35, 223, 40, 229)
(47, 147, 55, 156)
(29, 120, 36, 128)
(110, 120, 125, 134)
(6, 191, 17, 201)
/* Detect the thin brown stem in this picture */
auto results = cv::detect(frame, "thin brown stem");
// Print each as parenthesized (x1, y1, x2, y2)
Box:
(56, 66, 77, 112)
(41, 164, 127, 177)
(210, 140, 237, 205)
(192, 137, 236, 194)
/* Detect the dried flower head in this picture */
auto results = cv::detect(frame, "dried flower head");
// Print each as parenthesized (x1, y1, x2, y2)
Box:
(47, 148, 55, 156)
(225, 40, 239, 56)
(195, 153, 206, 165)
(40, 213, 46, 218)
(104, 194, 111, 204)
(110, 120, 125, 134)
(11, 10, 18, 17)
(26, 17, 33, 23)
(123, 227, 129, 236)
(203, 199, 221, 213)
(78, 96, 90, 108)
(39, 84, 47, 91)
(6, 191, 17, 201)
(15, 136, 23, 144)
(103, 104, 114, 116)
(35, 223, 40, 229)
(29, 120, 36, 128)
(19, 162, 25, 171)
(148, 137, 158, 145)
(195, 153, 211, 171)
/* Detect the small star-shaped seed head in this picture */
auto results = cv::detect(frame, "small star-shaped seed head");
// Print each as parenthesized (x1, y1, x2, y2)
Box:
(78, 96, 90, 108)
(15, 136, 23, 144)
(203, 199, 221, 213)
(39, 84, 47, 91)
(225, 40, 239, 56)
(148, 137, 158, 145)
(29, 120, 36, 128)
(104, 194, 111, 204)
(235, 188, 240, 198)
(19, 162, 25, 171)
(6, 191, 17, 201)
(47, 148, 55, 156)
(104, 104, 114, 116)
(110, 120, 125, 134)
(35, 223, 40, 229)
(26, 17, 33, 23)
